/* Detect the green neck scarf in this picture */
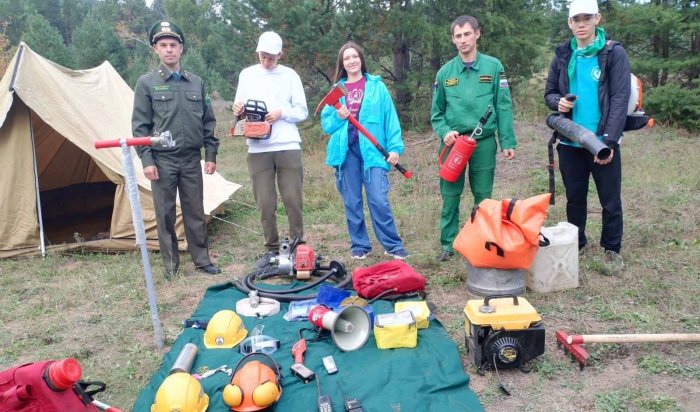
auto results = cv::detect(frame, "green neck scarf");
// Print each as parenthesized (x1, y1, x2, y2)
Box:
(567, 27, 606, 81)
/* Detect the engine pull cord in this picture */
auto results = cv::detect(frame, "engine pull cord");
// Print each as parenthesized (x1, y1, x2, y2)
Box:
(492, 354, 511, 396)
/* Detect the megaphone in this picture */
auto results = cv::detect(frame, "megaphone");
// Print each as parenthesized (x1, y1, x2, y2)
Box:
(309, 305, 370, 351)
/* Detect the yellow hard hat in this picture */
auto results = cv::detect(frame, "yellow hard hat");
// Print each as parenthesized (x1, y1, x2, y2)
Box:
(151, 372, 209, 412)
(203, 310, 248, 349)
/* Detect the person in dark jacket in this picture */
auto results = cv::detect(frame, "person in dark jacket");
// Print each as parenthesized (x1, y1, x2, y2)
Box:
(132, 21, 221, 278)
(544, 0, 630, 274)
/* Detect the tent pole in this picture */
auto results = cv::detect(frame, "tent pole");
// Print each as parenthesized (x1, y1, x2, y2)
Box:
(28, 110, 47, 258)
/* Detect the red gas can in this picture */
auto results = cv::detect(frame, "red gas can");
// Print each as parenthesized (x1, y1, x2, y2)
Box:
(439, 135, 477, 182)
(0, 358, 99, 412)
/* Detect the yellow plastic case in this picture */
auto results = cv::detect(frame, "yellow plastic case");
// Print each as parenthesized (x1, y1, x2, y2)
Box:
(463, 296, 541, 332)
(374, 311, 417, 349)
(394, 301, 430, 329)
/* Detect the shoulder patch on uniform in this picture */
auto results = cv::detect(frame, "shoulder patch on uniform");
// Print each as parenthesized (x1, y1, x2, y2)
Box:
(153, 85, 171, 91)
(444, 78, 459, 87)
(499, 71, 509, 88)
(479, 75, 493, 83)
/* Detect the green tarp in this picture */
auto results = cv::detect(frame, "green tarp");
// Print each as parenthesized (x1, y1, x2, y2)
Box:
(134, 282, 483, 412)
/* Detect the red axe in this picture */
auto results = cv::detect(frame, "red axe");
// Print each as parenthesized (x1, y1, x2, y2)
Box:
(314, 84, 412, 179)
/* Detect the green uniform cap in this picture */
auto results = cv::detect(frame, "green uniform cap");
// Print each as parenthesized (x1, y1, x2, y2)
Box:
(149, 21, 184, 45)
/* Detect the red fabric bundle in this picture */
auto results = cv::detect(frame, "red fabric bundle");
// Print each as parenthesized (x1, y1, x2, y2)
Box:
(352, 260, 426, 299)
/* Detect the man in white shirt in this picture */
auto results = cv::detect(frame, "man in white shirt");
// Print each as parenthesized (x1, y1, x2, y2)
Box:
(233, 31, 309, 268)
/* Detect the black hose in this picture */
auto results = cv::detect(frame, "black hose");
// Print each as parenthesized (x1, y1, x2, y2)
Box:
(232, 260, 353, 302)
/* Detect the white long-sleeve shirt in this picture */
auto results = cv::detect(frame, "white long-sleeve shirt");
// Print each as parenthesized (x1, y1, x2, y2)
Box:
(234, 64, 308, 153)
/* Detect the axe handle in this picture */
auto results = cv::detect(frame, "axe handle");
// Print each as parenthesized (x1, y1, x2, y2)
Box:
(334, 102, 412, 179)
(568, 333, 700, 345)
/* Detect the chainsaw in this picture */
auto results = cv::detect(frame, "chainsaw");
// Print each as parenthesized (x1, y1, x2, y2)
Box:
(230, 99, 272, 139)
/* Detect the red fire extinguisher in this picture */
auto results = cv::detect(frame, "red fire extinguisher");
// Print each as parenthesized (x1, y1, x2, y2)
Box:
(438, 106, 493, 183)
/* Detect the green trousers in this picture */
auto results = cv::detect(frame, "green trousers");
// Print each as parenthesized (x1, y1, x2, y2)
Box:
(151, 153, 211, 271)
(439, 135, 497, 252)
(247, 150, 304, 251)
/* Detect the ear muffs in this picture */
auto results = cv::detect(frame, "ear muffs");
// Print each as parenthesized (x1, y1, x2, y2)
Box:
(223, 383, 243, 407)
(225, 352, 283, 411)
(252, 380, 280, 407)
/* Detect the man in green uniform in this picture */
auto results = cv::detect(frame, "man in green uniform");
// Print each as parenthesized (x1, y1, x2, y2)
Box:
(431, 15, 517, 262)
(132, 21, 221, 278)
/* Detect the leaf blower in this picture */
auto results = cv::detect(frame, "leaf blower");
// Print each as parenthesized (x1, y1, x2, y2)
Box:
(438, 106, 493, 183)
(0, 358, 122, 412)
(546, 95, 611, 161)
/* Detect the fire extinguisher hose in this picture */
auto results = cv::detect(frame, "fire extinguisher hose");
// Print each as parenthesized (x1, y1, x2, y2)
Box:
(232, 262, 353, 302)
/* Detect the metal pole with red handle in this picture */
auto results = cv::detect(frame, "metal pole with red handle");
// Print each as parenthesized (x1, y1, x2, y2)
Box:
(93, 132, 175, 349)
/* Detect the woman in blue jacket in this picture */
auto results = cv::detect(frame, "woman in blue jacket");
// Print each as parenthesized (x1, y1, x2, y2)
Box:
(321, 42, 408, 260)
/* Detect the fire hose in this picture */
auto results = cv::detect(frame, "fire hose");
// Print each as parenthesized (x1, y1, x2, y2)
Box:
(233, 264, 351, 302)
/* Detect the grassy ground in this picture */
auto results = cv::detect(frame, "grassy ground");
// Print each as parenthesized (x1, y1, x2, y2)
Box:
(0, 103, 698, 411)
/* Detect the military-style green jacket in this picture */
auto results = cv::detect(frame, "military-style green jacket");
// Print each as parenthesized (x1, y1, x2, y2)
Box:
(132, 65, 218, 168)
(431, 53, 516, 149)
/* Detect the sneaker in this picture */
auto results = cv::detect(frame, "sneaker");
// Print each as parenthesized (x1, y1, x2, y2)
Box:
(384, 250, 408, 260)
(436, 249, 454, 262)
(602, 250, 624, 275)
(351, 250, 371, 260)
(255, 251, 278, 269)
(196, 264, 221, 275)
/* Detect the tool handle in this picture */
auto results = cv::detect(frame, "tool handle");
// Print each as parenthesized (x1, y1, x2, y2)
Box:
(94, 137, 152, 149)
(92, 399, 124, 412)
(478, 105, 493, 128)
(292, 338, 307, 363)
(335, 103, 412, 179)
(569, 333, 700, 345)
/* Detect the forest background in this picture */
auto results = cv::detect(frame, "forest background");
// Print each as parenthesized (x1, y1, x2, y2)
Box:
(0, 0, 698, 131)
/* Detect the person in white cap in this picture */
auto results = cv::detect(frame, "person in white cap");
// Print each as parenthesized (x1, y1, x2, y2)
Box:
(233, 31, 309, 268)
(544, 0, 631, 274)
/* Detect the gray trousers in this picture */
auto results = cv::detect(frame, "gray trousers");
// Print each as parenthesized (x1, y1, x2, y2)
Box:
(151, 154, 211, 271)
(247, 150, 304, 250)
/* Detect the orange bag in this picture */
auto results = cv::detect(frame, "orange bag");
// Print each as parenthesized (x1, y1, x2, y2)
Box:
(453, 193, 551, 269)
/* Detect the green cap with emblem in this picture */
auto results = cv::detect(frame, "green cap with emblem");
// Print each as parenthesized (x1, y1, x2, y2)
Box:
(149, 21, 184, 46)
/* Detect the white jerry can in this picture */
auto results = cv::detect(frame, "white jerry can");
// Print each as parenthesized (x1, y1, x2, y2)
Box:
(527, 222, 579, 293)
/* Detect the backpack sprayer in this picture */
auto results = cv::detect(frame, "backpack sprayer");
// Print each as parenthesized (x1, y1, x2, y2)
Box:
(438, 106, 492, 183)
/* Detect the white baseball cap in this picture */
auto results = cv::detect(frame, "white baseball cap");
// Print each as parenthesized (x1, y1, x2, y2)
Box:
(256, 31, 283, 54)
(569, 0, 599, 17)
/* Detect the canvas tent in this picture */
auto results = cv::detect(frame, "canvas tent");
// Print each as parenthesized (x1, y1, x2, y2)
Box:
(0, 43, 240, 258)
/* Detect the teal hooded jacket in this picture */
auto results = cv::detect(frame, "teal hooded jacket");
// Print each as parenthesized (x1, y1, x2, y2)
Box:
(321, 73, 404, 172)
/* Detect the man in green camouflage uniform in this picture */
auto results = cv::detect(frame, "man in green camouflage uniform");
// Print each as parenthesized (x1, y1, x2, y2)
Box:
(132, 21, 221, 278)
(431, 15, 517, 262)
